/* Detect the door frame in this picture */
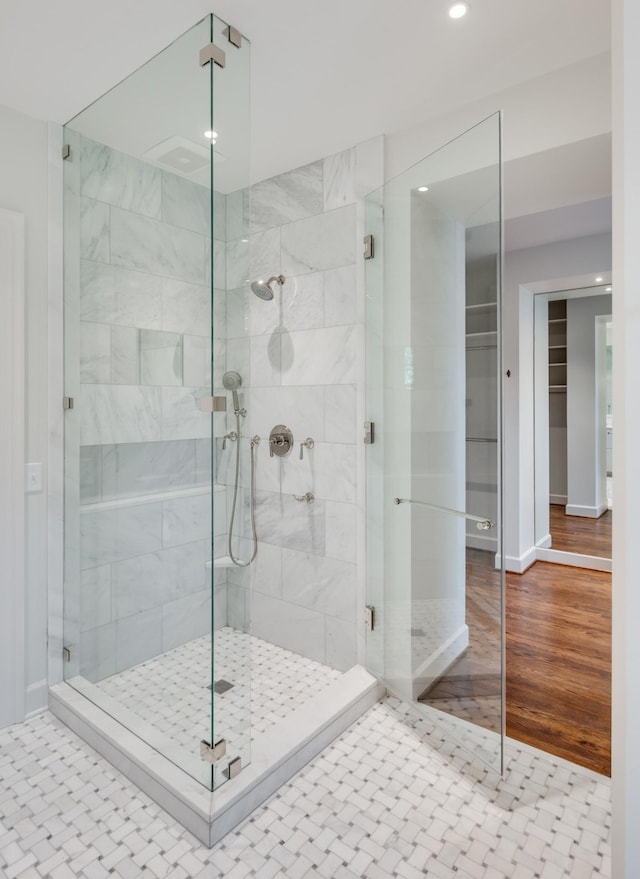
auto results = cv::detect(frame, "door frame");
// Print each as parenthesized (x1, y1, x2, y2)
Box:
(525, 275, 612, 572)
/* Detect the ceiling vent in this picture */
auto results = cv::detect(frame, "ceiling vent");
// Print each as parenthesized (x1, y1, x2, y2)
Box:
(142, 135, 225, 176)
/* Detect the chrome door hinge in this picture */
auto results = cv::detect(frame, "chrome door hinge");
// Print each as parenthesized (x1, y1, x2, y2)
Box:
(364, 421, 375, 445)
(63, 396, 74, 410)
(363, 234, 375, 260)
(200, 738, 227, 764)
(200, 43, 226, 68)
(62, 144, 72, 161)
(365, 605, 376, 632)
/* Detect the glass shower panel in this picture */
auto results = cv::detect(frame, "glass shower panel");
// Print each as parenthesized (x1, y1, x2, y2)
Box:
(62, 14, 251, 789)
(365, 114, 504, 772)
(208, 11, 252, 788)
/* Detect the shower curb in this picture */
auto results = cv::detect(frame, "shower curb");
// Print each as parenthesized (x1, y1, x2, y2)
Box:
(49, 666, 384, 846)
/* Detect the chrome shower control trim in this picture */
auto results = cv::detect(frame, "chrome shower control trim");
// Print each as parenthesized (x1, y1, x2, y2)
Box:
(269, 425, 294, 457)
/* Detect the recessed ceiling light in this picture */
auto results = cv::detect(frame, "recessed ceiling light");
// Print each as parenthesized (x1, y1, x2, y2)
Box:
(606, 286, 612, 292)
(204, 130, 218, 140)
(418, 186, 429, 192)
(595, 276, 604, 283)
(449, 3, 469, 19)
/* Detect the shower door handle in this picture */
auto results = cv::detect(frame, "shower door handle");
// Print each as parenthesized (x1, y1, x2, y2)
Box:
(393, 497, 495, 531)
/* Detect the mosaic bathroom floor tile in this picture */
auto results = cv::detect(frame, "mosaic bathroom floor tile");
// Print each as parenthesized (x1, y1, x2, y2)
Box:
(0, 693, 610, 878)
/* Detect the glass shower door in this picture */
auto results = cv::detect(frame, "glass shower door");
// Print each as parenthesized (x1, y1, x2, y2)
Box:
(365, 114, 504, 771)
(62, 13, 251, 790)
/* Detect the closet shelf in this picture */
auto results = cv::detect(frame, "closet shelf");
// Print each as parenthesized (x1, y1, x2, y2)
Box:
(466, 330, 497, 347)
(465, 302, 497, 311)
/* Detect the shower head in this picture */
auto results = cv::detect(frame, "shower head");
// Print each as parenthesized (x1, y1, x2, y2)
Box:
(223, 370, 242, 414)
(250, 274, 285, 301)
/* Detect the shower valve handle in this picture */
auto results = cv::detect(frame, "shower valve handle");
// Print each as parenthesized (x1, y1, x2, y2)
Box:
(299, 437, 315, 460)
(270, 434, 287, 457)
(222, 431, 237, 451)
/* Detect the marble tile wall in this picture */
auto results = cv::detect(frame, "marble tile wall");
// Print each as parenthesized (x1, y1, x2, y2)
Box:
(72, 134, 383, 682)
(74, 136, 227, 681)
(223, 137, 384, 671)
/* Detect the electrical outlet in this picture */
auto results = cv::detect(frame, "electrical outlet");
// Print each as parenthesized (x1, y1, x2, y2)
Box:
(25, 462, 43, 493)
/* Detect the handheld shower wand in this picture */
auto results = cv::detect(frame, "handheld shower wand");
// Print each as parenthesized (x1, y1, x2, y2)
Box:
(222, 370, 242, 414)
(221, 369, 258, 568)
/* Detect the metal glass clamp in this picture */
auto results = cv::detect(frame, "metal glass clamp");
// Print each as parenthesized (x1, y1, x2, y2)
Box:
(199, 43, 226, 68)
(225, 756, 242, 780)
(200, 738, 227, 764)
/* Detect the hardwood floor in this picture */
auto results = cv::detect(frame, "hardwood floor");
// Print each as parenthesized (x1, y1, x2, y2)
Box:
(506, 561, 611, 776)
(419, 551, 612, 776)
(549, 503, 612, 558)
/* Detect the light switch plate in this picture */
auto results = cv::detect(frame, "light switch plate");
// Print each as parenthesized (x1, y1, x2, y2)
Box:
(25, 462, 43, 493)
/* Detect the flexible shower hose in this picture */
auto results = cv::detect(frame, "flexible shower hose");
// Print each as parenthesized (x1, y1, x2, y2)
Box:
(227, 411, 258, 567)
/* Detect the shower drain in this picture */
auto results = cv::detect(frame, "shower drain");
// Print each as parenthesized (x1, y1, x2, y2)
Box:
(208, 680, 234, 694)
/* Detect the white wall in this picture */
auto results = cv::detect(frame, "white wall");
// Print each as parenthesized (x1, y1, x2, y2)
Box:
(386, 53, 611, 187)
(612, 1, 640, 875)
(0, 103, 50, 716)
(0, 208, 25, 728)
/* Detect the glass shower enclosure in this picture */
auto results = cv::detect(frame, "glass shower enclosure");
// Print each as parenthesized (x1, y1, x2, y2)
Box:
(365, 114, 505, 771)
(62, 14, 250, 789)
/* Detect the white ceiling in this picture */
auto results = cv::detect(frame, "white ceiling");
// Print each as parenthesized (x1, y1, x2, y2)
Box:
(0, 0, 611, 188)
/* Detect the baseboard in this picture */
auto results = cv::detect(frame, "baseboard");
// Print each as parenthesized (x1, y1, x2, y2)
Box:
(536, 533, 552, 549)
(25, 679, 48, 717)
(466, 533, 497, 552)
(498, 546, 537, 574)
(535, 548, 611, 572)
(565, 502, 608, 519)
(411, 624, 469, 700)
(549, 494, 567, 505)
